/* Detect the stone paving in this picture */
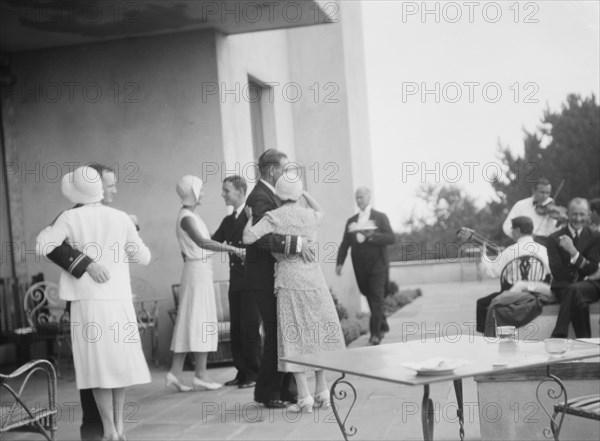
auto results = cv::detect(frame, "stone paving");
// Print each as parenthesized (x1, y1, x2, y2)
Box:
(3, 279, 498, 441)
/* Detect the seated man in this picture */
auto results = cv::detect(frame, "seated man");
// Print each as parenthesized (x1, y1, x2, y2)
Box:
(548, 198, 600, 338)
(470, 216, 550, 334)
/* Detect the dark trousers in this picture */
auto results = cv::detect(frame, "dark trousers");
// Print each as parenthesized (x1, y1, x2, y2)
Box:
(229, 289, 262, 382)
(551, 281, 600, 338)
(70, 298, 102, 441)
(251, 289, 297, 403)
(80, 388, 103, 441)
(476, 291, 502, 334)
(357, 267, 389, 338)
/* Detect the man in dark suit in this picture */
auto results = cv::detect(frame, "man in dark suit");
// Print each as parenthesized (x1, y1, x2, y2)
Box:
(336, 187, 395, 345)
(245, 149, 313, 408)
(212, 175, 261, 389)
(548, 198, 600, 338)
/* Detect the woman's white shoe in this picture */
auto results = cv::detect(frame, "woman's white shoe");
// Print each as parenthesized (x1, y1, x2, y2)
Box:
(314, 390, 331, 409)
(192, 377, 223, 391)
(289, 395, 315, 413)
(165, 372, 192, 392)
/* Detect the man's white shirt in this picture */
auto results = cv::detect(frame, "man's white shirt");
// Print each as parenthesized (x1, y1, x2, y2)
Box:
(502, 196, 558, 238)
(357, 205, 372, 224)
(481, 235, 550, 279)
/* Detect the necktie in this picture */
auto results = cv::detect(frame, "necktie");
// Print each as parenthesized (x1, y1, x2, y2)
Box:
(573, 230, 579, 245)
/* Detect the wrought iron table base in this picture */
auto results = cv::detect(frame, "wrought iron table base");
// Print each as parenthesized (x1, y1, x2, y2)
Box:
(329, 374, 465, 441)
(536, 365, 568, 441)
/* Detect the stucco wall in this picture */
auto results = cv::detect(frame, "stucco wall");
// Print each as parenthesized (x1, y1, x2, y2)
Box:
(4, 30, 228, 362)
(2, 5, 374, 363)
(215, 29, 296, 174)
(286, 6, 374, 313)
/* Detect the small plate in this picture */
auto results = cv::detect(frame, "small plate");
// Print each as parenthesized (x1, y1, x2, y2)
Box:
(416, 367, 455, 376)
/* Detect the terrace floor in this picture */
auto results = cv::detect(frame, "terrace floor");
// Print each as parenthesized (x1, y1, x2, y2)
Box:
(3, 279, 499, 441)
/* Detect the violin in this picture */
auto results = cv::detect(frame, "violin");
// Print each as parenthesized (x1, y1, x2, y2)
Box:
(534, 179, 568, 225)
(535, 198, 568, 223)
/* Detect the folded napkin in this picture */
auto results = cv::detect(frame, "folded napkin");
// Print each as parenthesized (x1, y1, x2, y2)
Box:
(400, 357, 470, 371)
(348, 220, 377, 233)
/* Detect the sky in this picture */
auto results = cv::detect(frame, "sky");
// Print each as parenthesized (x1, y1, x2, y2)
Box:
(361, 0, 600, 231)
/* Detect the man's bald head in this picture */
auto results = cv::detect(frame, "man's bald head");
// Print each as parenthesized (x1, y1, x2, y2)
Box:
(568, 198, 590, 213)
(355, 187, 371, 211)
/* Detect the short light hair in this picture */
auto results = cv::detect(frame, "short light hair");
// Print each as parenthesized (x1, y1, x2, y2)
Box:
(568, 197, 590, 212)
(223, 175, 247, 195)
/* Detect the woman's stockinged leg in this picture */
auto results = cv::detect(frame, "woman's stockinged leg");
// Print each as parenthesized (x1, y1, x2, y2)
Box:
(92, 388, 118, 439)
(315, 369, 327, 394)
(293, 372, 310, 398)
(112, 388, 126, 437)
(193, 352, 209, 380)
(169, 352, 186, 377)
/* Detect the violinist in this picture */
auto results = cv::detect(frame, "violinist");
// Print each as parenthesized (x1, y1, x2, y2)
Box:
(502, 177, 561, 247)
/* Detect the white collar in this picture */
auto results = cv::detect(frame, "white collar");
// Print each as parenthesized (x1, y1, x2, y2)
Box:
(568, 225, 583, 237)
(358, 205, 372, 215)
(516, 235, 534, 243)
(260, 179, 277, 195)
(233, 202, 245, 218)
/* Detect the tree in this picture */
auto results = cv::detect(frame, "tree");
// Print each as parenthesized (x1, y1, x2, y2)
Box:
(493, 94, 600, 210)
(390, 184, 502, 262)
(391, 94, 599, 262)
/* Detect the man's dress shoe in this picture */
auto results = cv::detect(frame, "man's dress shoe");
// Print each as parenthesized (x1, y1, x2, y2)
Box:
(369, 336, 381, 346)
(259, 399, 291, 409)
(224, 378, 241, 386)
(238, 380, 256, 389)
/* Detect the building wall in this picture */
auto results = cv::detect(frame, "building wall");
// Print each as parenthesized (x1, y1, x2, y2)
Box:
(2, 30, 228, 362)
(286, 4, 374, 312)
(0, 151, 13, 278)
(1, 3, 374, 362)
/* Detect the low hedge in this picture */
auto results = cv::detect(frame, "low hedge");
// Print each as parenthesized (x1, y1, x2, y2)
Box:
(332, 287, 422, 346)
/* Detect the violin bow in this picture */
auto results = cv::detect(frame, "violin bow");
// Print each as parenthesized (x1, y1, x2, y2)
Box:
(552, 179, 565, 202)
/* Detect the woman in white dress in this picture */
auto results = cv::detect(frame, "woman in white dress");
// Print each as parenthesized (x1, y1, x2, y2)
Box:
(37, 166, 151, 441)
(166, 175, 245, 392)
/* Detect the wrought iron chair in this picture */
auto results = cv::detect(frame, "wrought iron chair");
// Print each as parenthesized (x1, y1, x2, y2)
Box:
(499, 255, 548, 292)
(0, 359, 58, 440)
(22, 281, 71, 377)
(129, 277, 160, 365)
(168, 281, 232, 364)
(133, 297, 159, 365)
(552, 394, 600, 440)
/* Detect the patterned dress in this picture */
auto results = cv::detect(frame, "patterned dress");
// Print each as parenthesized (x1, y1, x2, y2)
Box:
(245, 203, 346, 372)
